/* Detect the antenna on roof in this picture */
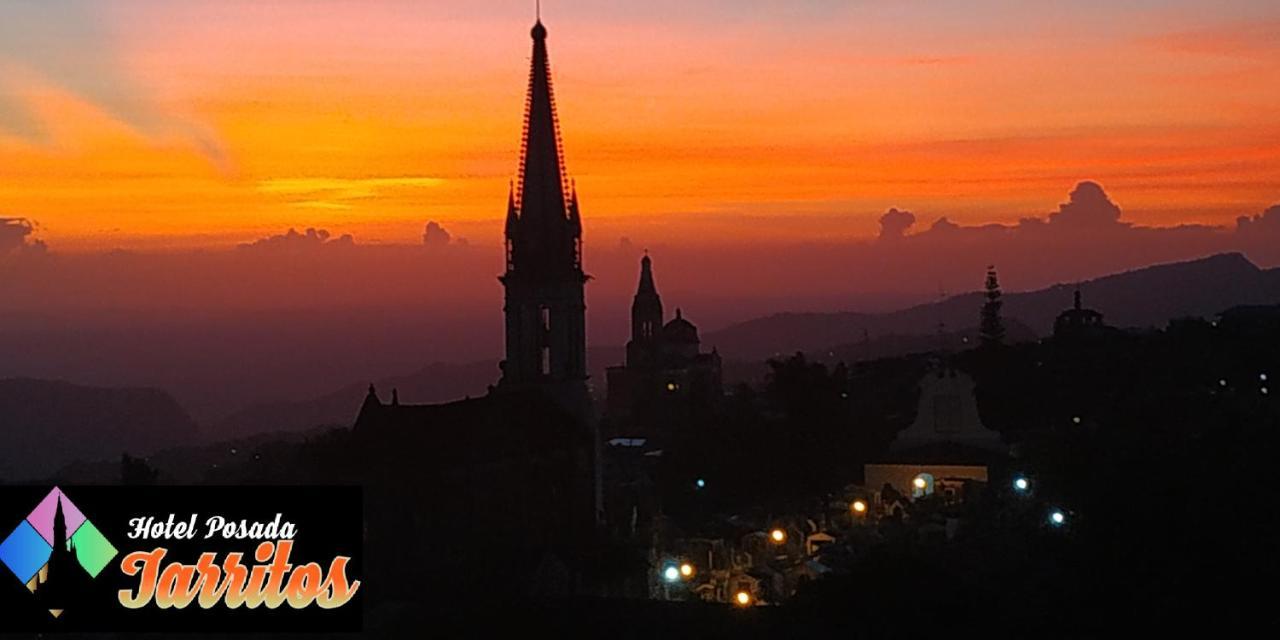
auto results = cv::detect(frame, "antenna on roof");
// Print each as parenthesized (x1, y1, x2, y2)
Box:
(536, 0, 541, 21)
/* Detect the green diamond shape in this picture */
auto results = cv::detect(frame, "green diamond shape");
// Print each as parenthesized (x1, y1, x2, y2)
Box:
(69, 520, 117, 578)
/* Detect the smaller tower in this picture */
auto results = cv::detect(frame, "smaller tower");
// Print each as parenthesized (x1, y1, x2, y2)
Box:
(1054, 286, 1107, 338)
(627, 254, 663, 368)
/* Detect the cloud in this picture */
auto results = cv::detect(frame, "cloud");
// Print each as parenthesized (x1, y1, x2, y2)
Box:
(422, 221, 468, 248)
(423, 221, 451, 247)
(1145, 20, 1280, 60)
(258, 177, 446, 211)
(1234, 204, 1280, 263)
(877, 208, 915, 240)
(928, 216, 960, 234)
(0, 217, 48, 254)
(237, 227, 354, 252)
(886, 182, 1142, 244)
(0, 1, 228, 165)
(892, 56, 975, 67)
(1236, 205, 1280, 235)
(1047, 181, 1126, 230)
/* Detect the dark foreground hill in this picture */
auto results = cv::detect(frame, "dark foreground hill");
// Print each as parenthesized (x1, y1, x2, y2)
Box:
(0, 378, 197, 479)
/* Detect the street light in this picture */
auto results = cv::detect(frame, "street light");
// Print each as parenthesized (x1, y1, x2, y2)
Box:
(680, 563, 694, 579)
(1048, 509, 1067, 527)
(769, 528, 786, 544)
(735, 591, 752, 607)
(912, 476, 927, 490)
(695, 478, 706, 489)
(663, 565, 680, 582)
(851, 499, 868, 515)
(1012, 476, 1030, 493)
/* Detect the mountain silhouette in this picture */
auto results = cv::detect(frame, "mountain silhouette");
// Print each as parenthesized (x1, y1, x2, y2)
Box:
(213, 345, 626, 439)
(213, 360, 501, 439)
(704, 253, 1280, 361)
(0, 378, 197, 479)
(26, 253, 1272, 452)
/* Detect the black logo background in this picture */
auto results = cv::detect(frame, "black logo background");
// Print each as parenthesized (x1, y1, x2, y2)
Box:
(0, 486, 362, 633)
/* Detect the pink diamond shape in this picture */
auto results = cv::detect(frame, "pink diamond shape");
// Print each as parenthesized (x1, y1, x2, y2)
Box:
(26, 488, 86, 546)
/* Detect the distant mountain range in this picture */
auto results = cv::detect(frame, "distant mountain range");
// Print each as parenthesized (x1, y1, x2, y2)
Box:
(7, 252, 1277, 473)
(217, 253, 1278, 439)
(211, 360, 501, 439)
(702, 253, 1280, 361)
(211, 345, 622, 439)
(0, 378, 197, 480)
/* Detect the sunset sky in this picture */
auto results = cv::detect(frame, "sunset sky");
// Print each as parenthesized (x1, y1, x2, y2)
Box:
(2, 0, 1279, 252)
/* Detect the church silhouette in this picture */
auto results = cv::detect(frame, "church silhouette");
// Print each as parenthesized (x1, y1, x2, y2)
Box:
(351, 16, 600, 596)
(31, 496, 92, 617)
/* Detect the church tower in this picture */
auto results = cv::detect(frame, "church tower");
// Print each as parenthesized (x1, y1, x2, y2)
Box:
(499, 17, 590, 419)
(626, 254, 663, 369)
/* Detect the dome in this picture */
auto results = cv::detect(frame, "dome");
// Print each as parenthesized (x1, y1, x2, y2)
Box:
(662, 308, 699, 344)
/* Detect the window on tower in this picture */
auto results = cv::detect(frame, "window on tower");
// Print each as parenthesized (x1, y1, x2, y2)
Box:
(540, 305, 551, 331)
(541, 346, 551, 375)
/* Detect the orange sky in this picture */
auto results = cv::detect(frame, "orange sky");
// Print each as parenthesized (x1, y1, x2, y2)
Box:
(2, 0, 1279, 252)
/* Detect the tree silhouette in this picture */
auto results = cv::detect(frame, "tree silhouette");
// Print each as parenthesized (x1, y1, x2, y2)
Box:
(979, 265, 1006, 348)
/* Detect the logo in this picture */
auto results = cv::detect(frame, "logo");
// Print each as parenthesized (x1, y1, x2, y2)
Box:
(0, 487, 118, 618)
(0, 485, 361, 633)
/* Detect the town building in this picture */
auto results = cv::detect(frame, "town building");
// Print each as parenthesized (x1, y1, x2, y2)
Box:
(604, 254, 723, 438)
(865, 361, 1006, 503)
(1053, 288, 1109, 339)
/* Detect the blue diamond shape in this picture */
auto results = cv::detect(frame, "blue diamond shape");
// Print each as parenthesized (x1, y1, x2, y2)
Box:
(0, 520, 53, 584)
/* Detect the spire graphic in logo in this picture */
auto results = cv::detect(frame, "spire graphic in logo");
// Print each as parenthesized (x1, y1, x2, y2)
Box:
(0, 487, 117, 617)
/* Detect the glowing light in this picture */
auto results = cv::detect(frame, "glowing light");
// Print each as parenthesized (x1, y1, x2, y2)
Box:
(913, 476, 927, 490)
(1072, 416, 1082, 424)
(663, 566, 680, 582)
(1262, 387, 1269, 395)
(695, 478, 706, 489)
(666, 382, 678, 392)
(770, 528, 786, 543)
(1048, 509, 1067, 527)
(1219, 379, 1227, 387)
(1013, 476, 1030, 492)
(1261, 373, 1269, 382)
(680, 563, 694, 578)
(735, 591, 752, 606)
(851, 500, 867, 514)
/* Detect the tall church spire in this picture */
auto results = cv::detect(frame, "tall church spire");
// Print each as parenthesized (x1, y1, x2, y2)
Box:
(499, 15, 589, 406)
(507, 14, 579, 277)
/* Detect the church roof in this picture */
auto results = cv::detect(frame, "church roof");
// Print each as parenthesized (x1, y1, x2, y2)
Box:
(663, 308, 699, 343)
(354, 387, 587, 466)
